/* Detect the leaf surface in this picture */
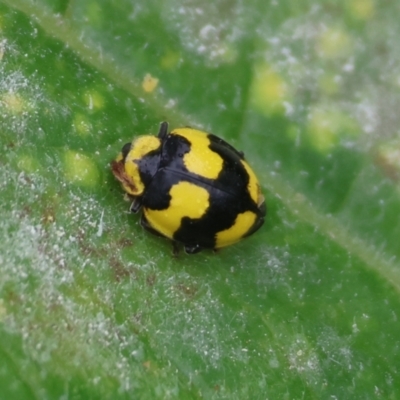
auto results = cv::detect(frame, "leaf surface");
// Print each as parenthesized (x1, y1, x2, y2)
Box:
(1, 1, 400, 398)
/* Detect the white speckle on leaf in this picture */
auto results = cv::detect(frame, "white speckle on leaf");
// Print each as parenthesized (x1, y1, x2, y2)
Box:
(161, 2, 245, 65)
(97, 210, 105, 237)
(165, 98, 177, 108)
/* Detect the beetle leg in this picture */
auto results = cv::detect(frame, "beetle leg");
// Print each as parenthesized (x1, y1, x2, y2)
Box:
(172, 241, 180, 257)
(184, 243, 203, 254)
(158, 121, 169, 140)
(258, 200, 267, 217)
(129, 197, 142, 213)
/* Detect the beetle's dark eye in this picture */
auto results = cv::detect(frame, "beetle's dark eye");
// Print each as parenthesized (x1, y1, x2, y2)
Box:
(121, 142, 132, 160)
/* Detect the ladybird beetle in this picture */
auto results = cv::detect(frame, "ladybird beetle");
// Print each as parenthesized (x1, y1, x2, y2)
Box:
(111, 122, 266, 254)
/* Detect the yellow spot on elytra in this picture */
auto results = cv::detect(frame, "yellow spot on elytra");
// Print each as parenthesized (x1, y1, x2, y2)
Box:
(317, 27, 352, 59)
(142, 74, 159, 93)
(216, 211, 257, 248)
(241, 160, 262, 206)
(144, 182, 210, 239)
(63, 150, 100, 188)
(124, 136, 161, 196)
(250, 65, 288, 115)
(172, 128, 223, 180)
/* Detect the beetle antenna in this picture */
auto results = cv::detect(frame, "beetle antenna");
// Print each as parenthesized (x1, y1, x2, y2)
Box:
(158, 121, 169, 139)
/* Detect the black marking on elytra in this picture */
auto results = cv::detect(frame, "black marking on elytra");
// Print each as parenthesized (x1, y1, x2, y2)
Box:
(134, 147, 162, 189)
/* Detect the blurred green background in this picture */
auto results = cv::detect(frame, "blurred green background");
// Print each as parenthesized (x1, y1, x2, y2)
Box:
(1, 0, 400, 398)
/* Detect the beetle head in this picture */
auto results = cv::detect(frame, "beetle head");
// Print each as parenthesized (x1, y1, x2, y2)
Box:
(111, 135, 161, 196)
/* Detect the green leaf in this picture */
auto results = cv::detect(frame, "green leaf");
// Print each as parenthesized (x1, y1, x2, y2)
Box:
(1, 0, 400, 398)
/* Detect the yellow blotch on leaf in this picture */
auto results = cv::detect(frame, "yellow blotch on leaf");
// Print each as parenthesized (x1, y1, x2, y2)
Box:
(317, 27, 352, 59)
(63, 150, 100, 188)
(251, 65, 288, 115)
(83, 90, 105, 111)
(348, 0, 375, 20)
(73, 113, 92, 136)
(1, 93, 25, 114)
(307, 107, 359, 153)
(142, 74, 159, 93)
(17, 154, 41, 173)
(161, 51, 181, 70)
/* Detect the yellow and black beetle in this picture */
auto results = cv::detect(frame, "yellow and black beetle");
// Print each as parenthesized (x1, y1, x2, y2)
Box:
(111, 122, 266, 254)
